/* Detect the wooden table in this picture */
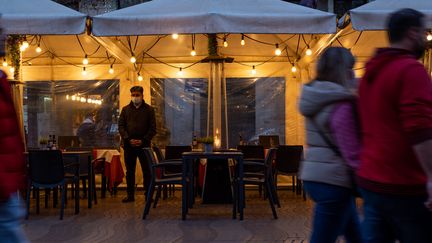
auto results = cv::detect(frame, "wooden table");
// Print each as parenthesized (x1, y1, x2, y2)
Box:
(182, 151, 244, 220)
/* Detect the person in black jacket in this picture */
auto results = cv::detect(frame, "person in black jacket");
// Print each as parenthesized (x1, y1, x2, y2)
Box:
(77, 113, 96, 147)
(118, 86, 156, 203)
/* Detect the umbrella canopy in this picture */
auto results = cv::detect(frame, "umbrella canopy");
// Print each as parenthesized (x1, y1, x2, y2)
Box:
(350, 0, 432, 31)
(0, 0, 87, 35)
(92, 0, 336, 36)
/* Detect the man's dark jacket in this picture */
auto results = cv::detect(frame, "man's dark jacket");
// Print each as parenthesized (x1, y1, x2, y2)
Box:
(118, 101, 156, 148)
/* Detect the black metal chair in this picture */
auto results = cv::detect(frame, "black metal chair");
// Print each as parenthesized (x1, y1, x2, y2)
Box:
(158, 145, 192, 198)
(237, 145, 266, 195)
(142, 148, 184, 219)
(26, 150, 79, 220)
(239, 148, 279, 219)
(274, 145, 305, 200)
(63, 147, 98, 206)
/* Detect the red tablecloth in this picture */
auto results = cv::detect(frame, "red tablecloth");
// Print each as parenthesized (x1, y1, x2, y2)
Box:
(93, 149, 124, 191)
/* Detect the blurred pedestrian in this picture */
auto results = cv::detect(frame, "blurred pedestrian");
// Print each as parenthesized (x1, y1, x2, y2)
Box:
(358, 8, 432, 242)
(118, 86, 156, 203)
(0, 24, 28, 242)
(299, 47, 362, 243)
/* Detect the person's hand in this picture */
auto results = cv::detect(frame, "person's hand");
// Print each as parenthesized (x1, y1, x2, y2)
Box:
(425, 180, 432, 211)
(129, 139, 142, 147)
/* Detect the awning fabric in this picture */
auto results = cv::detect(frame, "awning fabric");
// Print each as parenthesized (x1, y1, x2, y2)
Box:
(0, 0, 87, 35)
(350, 0, 432, 31)
(92, 0, 336, 36)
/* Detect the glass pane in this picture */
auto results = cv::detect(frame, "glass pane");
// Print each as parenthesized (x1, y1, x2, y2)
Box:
(24, 80, 120, 149)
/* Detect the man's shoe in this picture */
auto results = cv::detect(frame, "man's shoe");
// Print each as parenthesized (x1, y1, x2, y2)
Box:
(122, 196, 135, 203)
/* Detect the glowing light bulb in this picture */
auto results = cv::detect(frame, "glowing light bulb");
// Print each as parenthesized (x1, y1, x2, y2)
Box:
(275, 44, 281, 56)
(80, 97, 86, 103)
(306, 49, 312, 56)
(130, 56, 136, 63)
(82, 67, 87, 76)
(22, 41, 29, 49)
(71, 95, 76, 101)
(291, 66, 297, 73)
(109, 65, 114, 74)
(20, 45, 26, 52)
(223, 38, 228, 48)
(177, 68, 183, 76)
(87, 98, 92, 103)
(137, 74, 143, 82)
(36, 46, 42, 53)
(2, 59, 7, 67)
(251, 66, 256, 75)
(241, 34, 245, 46)
(66, 95, 69, 100)
(82, 55, 89, 65)
(172, 33, 179, 39)
(9, 67, 15, 73)
(427, 33, 432, 41)
(190, 49, 196, 56)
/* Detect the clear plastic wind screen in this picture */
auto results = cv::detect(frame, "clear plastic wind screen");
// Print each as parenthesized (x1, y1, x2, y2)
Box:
(149, 68, 287, 149)
(24, 79, 120, 149)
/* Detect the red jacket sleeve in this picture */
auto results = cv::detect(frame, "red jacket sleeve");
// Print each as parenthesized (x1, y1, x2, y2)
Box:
(399, 62, 432, 144)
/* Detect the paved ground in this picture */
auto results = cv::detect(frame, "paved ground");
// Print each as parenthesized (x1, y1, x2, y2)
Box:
(23, 189, 314, 243)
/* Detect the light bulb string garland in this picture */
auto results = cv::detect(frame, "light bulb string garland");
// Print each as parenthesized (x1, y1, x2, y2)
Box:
(335, 31, 363, 51)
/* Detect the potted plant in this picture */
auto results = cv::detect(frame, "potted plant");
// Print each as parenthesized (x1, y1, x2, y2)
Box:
(197, 136, 214, 152)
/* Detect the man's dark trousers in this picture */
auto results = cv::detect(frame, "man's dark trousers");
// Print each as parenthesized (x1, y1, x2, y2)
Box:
(124, 146, 151, 199)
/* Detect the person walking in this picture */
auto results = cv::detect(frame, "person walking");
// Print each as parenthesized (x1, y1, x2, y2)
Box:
(0, 27, 28, 242)
(357, 8, 432, 242)
(119, 86, 156, 203)
(299, 47, 362, 243)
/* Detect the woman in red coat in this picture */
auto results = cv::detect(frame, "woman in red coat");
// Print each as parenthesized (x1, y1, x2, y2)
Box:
(0, 47, 28, 241)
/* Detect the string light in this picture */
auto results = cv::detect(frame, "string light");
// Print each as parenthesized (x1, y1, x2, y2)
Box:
(87, 98, 92, 103)
(82, 67, 87, 76)
(427, 33, 432, 41)
(80, 97, 86, 103)
(275, 44, 281, 56)
(223, 38, 228, 48)
(2, 58, 7, 67)
(177, 67, 183, 76)
(291, 65, 297, 73)
(137, 73, 143, 81)
(22, 40, 29, 49)
(241, 34, 245, 46)
(109, 64, 114, 74)
(82, 55, 89, 65)
(19, 45, 26, 52)
(251, 65, 256, 75)
(172, 33, 179, 39)
(36, 45, 42, 53)
(66, 95, 69, 100)
(190, 47, 196, 56)
(306, 48, 312, 56)
(130, 55, 136, 63)
(9, 67, 15, 73)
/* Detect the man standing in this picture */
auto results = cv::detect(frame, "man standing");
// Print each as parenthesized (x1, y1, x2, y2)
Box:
(358, 8, 432, 242)
(119, 86, 156, 203)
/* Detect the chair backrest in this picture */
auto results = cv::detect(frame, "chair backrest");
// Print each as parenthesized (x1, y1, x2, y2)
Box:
(275, 145, 303, 174)
(152, 146, 164, 163)
(237, 145, 265, 160)
(28, 150, 64, 184)
(164, 145, 192, 160)
(259, 135, 280, 149)
(142, 148, 157, 178)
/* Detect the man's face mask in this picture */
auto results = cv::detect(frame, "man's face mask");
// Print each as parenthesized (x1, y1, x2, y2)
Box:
(131, 92, 143, 105)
